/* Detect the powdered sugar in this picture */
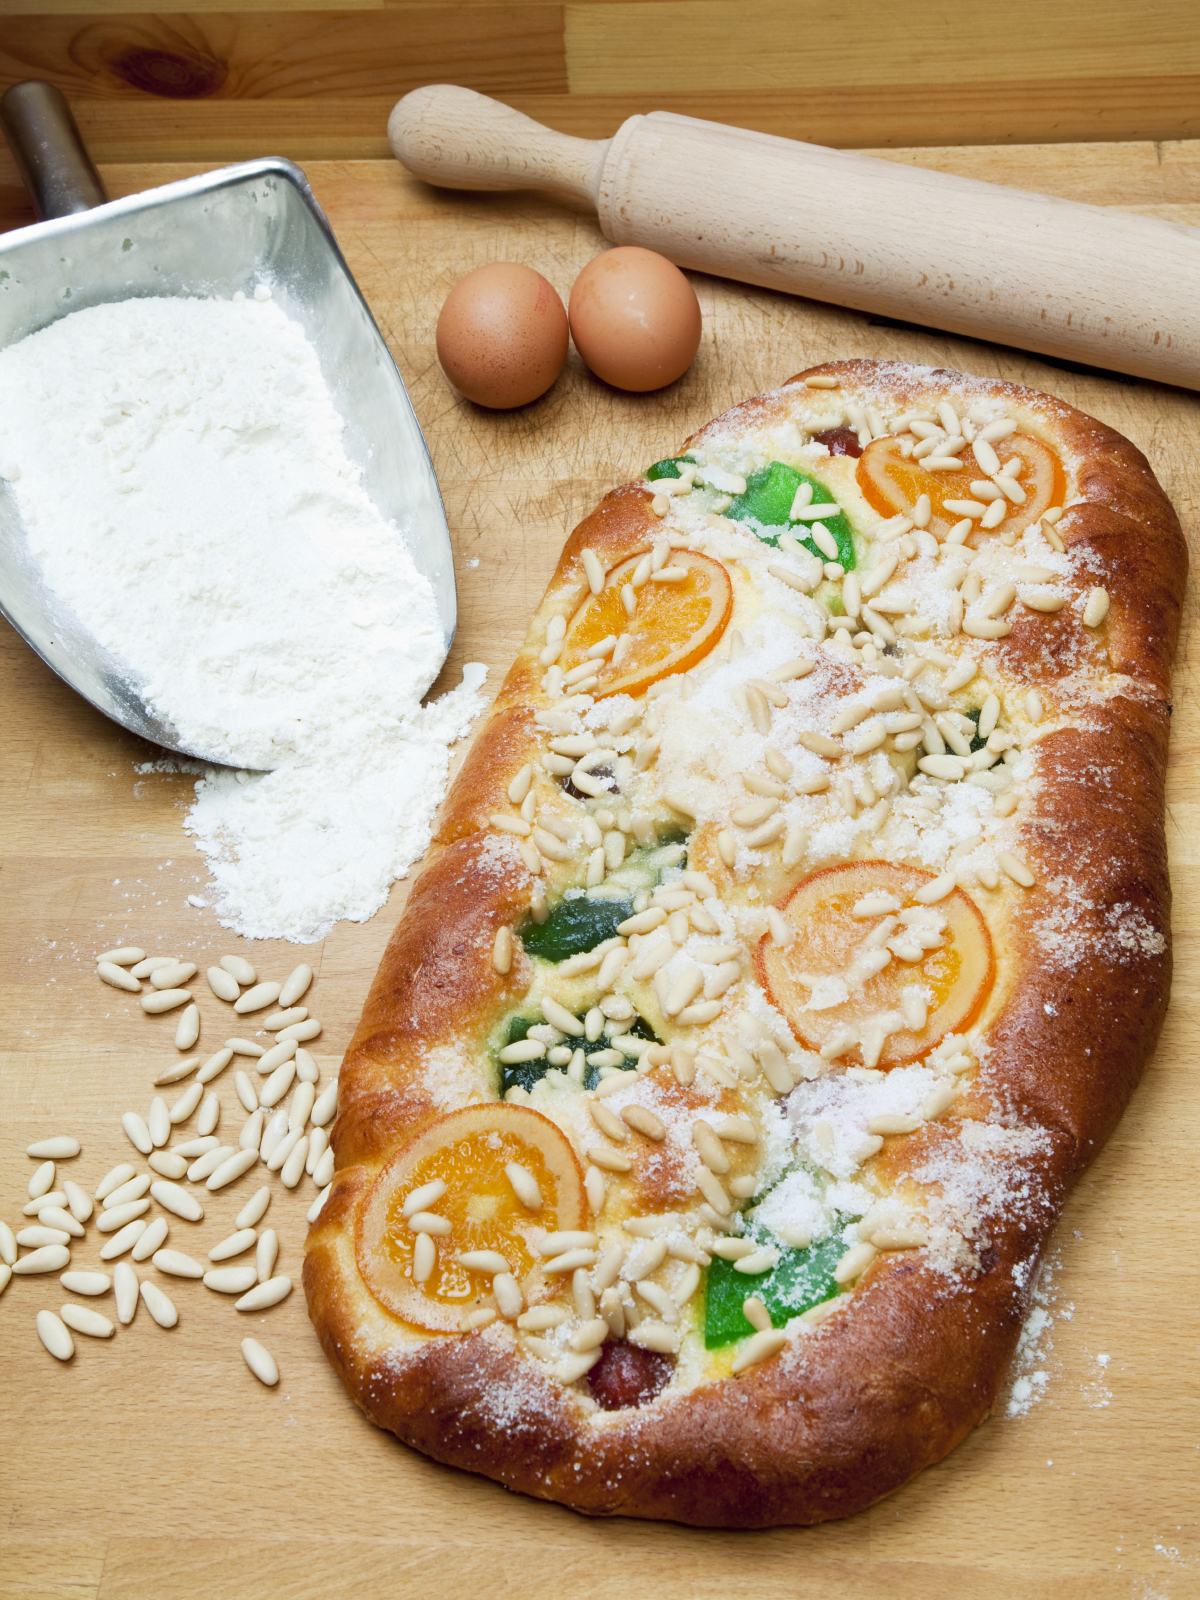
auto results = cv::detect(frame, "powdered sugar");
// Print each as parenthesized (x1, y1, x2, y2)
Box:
(0, 294, 487, 941)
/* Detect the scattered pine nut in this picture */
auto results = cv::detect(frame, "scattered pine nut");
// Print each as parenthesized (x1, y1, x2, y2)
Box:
(307, 1184, 331, 1223)
(220, 954, 256, 986)
(28, 1160, 55, 1199)
(233, 981, 282, 1015)
(97, 946, 144, 966)
(235, 1275, 292, 1311)
(196, 1047, 234, 1084)
(94, 1163, 135, 1201)
(234, 1072, 259, 1114)
(278, 964, 314, 1008)
(146, 1097, 170, 1148)
(98, 961, 141, 993)
(731, 1328, 788, 1373)
(241, 1337, 279, 1386)
(174, 1003, 200, 1051)
(61, 1304, 115, 1339)
(36, 1309, 74, 1360)
(151, 1180, 204, 1222)
(131, 1217, 169, 1261)
(207, 966, 241, 1002)
(140, 989, 193, 1015)
(140, 1280, 178, 1328)
(225, 1038, 265, 1057)
(113, 1261, 139, 1324)
(120, 1112, 153, 1155)
(98, 1200, 150, 1233)
(99, 1220, 147, 1260)
(61, 1270, 111, 1296)
(168, 1081, 203, 1125)
(154, 1055, 200, 1086)
(210, 1228, 257, 1262)
(256, 1229, 278, 1283)
(207, 1148, 260, 1192)
(13, 1245, 72, 1275)
(152, 1248, 205, 1278)
(237, 1187, 271, 1230)
(27, 1137, 79, 1160)
(276, 1018, 320, 1043)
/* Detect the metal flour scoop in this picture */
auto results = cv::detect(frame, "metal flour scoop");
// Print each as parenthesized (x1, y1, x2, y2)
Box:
(0, 81, 455, 766)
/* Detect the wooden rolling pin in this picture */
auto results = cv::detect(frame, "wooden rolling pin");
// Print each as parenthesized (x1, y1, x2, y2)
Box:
(390, 85, 1200, 389)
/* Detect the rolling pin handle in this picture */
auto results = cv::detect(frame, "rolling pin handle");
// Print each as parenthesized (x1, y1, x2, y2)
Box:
(389, 85, 608, 211)
(0, 81, 108, 222)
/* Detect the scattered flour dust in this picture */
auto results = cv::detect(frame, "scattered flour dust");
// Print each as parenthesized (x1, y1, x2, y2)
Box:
(0, 291, 487, 941)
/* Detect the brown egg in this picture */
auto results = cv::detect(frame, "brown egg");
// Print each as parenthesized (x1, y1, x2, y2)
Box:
(435, 262, 569, 409)
(568, 247, 702, 392)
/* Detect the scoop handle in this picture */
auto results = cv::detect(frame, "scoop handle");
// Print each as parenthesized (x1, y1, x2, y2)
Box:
(0, 81, 108, 221)
(388, 84, 608, 207)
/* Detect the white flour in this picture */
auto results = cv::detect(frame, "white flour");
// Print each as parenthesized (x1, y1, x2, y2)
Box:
(0, 292, 486, 941)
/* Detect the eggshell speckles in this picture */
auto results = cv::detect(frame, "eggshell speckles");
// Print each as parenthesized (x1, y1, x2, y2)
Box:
(436, 262, 568, 409)
(568, 247, 702, 392)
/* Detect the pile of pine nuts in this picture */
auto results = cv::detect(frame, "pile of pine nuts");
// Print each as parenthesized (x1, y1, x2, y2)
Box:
(1, 946, 339, 1384)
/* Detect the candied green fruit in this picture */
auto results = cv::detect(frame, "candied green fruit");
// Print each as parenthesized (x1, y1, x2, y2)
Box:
(703, 1231, 845, 1348)
(726, 460, 856, 570)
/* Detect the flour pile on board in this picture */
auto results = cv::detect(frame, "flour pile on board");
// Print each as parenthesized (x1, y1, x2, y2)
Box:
(0, 293, 486, 941)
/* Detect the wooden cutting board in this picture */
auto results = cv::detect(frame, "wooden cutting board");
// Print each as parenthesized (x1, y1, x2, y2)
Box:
(1, 145, 1198, 1600)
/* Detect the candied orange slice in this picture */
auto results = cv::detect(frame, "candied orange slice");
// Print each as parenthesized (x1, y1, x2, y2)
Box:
(857, 434, 1065, 540)
(756, 862, 994, 1070)
(357, 1104, 587, 1333)
(558, 549, 732, 699)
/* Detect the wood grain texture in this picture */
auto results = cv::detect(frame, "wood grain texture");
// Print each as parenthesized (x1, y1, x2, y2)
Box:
(0, 149, 1197, 1593)
(2, 2, 1200, 155)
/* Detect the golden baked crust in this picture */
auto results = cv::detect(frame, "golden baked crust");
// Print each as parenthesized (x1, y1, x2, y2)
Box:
(304, 359, 1184, 1527)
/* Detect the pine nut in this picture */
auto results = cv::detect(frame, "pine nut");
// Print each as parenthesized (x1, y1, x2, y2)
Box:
(174, 1135, 219, 1159)
(232, 981, 281, 1014)
(60, 1270, 112, 1297)
(152, 1179, 204, 1221)
(622, 1106, 665, 1141)
(145, 1097, 169, 1148)
(695, 1167, 730, 1214)
(27, 1137, 79, 1159)
(730, 1328, 788, 1373)
(241, 1337, 279, 1386)
(150, 962, 197, 990)
(258, 1037, 299, 1078)
(263, 1007, 308, 1032)
(999, 850, 1036, 887)
(61, 1304, 114, 1339)
(207, 1148, 260, 1191)
(113, 1260, 138, 1323)
(834, 1242, 877, 1284)
(141, 989, 193, 1014)
(98, 961, 142, 992)
(94, 1163, 135, 1201)
(20, 1226, 71, 1248)
(313, 1146, 335, 1187)
(36, 1207, 83, 1238)
(412, 1232, 436, 1283)
(189, 1144, 234, 1182)
(207, 966, 241, 1002)
(233, 1072, 258, 1114)
(199, 1090, 222, 1133)
(131, 1217, 169, 1260)
(24, 1190, 65, 1215)
(131, 956, 176, 979)
(309, 1080, 338, 1128)
(220, 954, 256, 986)
(259, 1058, 296, 1108)
(206, 1228, 256, 1265)
(153, 1249, 204, 1278)
(277, 964, 313, 1008)
(492, 925, 514, 974)
(173, 1004, 200, 1051)
(280, 1136, 309, 1189)
(235, 1274, 293, 1311)
(28, 1160, 55, 1199)
(225, 1038, 265, 1057)
(289, 1081, 315, 1133)
(98, 1199, 150, 1232)
(14, 1245, 71, 1274)
(294, 1048, 319, 1084)
(307, 1184, 331, 1223)
(196, 1047, 235, 1084)
(239, 1109, 264, 1152)
(100, 1220, 147, 1260)
(691, 1119, 729, 1174)
(97, 946, 144, 966)
(587, 1144, 633, 1173)
(120, 1112, 153, 1155)
(276, 1018, 320, 1043)
(238, 1184, 272, 1228)
(36, 1309, 74, 1360)
(204, 1265, 258, 1295)
(165, 1082, 202, 1126)
(140, 1280, 177, 1327)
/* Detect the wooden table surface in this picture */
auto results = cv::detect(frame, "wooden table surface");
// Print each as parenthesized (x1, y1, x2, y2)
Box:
(1, 139, 1199, 1599)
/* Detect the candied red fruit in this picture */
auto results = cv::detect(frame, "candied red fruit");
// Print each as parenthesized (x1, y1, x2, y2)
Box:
(585, 1341, 673, 1410)
(813, 426, 862, 458)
